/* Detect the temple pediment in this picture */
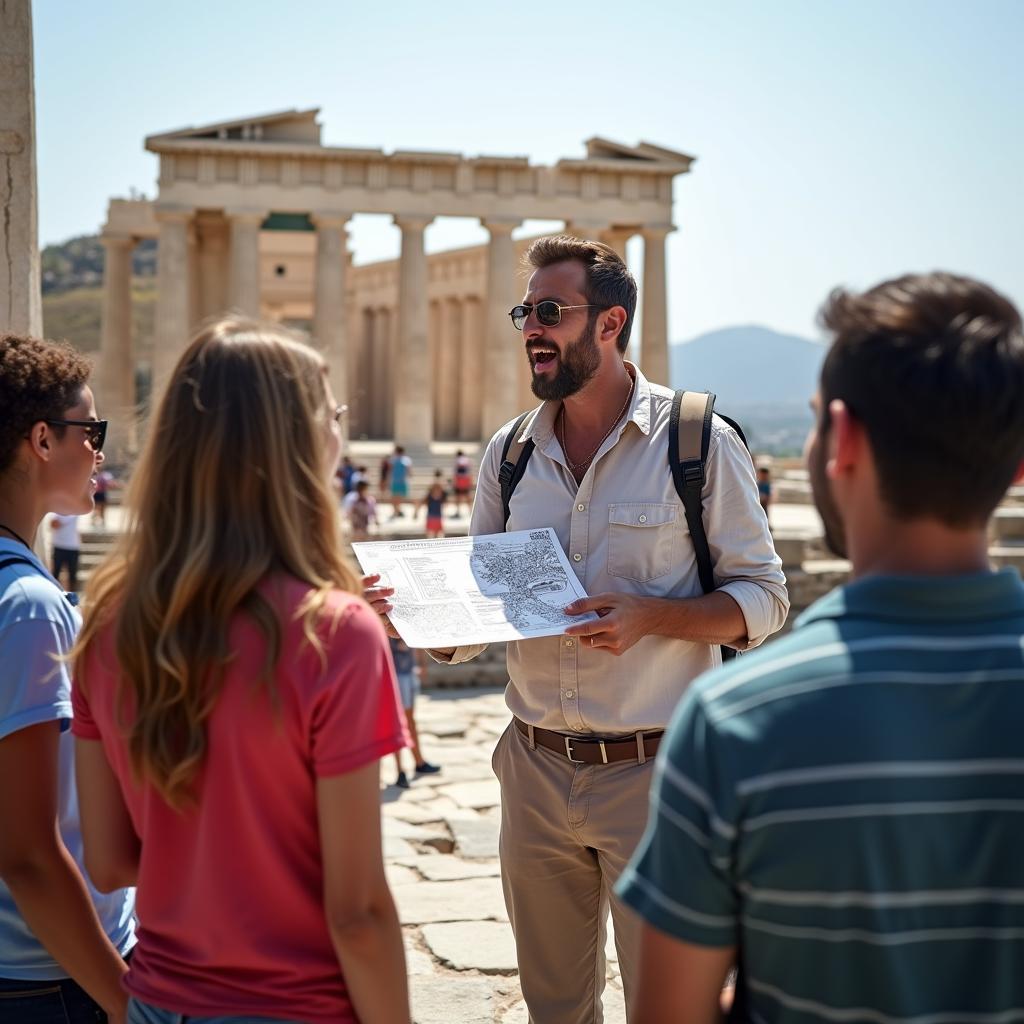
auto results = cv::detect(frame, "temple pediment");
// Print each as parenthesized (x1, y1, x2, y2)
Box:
(584, 136, 695, 170)
(146, 108, 322, 147)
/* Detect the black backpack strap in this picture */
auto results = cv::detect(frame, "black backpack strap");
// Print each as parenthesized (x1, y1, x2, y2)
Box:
(498, 408, 540, 529)
(670, 390, 739, 663)
(0, 556, 37, 573)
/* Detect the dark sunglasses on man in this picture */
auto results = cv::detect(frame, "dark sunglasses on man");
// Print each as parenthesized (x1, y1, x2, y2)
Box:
(508, 301, 599, 331)
(44, 418, 108, 454)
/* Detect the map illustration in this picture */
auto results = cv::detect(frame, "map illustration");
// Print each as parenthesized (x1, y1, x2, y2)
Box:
(352, 528, 598, 648)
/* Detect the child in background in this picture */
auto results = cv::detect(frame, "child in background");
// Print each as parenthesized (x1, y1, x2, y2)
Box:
(418, 472, 448, 539)
(389, 635, 441, 789)
(342, 480, 377, 541)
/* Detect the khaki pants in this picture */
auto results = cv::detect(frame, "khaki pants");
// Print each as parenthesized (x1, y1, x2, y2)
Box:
(492, 722, 656, 1024)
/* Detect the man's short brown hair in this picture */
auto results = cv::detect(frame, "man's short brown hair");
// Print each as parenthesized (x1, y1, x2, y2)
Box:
(0, 334, 91, 476)
(523, 235, 638, 352)
(818, 272, 1024, 526)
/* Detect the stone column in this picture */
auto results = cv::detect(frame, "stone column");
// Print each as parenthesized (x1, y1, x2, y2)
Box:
(393, 215, 433, 445)
(640, 224, 673, 386)
(98, 235, 136, 461)
(312, 213, 350, 404)
(600, 228, 634, 260)
(0, 0, 42, 335)
(152, 208, 193, 400)
(481, 218, 521, 439)
(459, 298, 482, 440)
(227, 209, 264, 316)
(435, 298, 461, 440)
(371, 307, 391, 437)
(195, 213, 229, 319)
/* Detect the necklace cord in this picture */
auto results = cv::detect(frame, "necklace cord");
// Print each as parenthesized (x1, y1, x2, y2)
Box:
(559, 376, 635, 474)
(0, 523, 32, 550)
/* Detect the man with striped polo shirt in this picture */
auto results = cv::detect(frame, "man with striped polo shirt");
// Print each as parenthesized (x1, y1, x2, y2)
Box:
(618, 272, 1024, 1023)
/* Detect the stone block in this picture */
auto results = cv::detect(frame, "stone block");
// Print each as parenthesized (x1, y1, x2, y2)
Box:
(392, 877, 509, 924)
(410, 975, 504, 1024)
(439, 780, 502, 810)
(422, 921, 517, 973)
(450, 814, 501, 859)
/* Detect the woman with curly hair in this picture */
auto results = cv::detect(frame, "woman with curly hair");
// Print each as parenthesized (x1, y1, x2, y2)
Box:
(0, 333, 136, 1022)
(72, 319, 411, 1024)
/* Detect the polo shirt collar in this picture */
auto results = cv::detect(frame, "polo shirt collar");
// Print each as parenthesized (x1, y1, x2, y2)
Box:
(521, 361, 653, 446)
(796, 568, 1024, 628)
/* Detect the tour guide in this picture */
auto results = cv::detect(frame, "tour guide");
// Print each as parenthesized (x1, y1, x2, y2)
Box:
(367, 235, 788, 1023)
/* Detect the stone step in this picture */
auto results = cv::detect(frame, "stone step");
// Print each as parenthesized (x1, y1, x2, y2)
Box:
(991, 508, 1024, 543)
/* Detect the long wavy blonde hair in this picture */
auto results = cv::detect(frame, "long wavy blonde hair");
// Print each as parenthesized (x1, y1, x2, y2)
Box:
(74, 318, 361, 807)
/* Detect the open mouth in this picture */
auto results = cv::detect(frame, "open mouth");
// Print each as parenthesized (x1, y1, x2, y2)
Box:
(529, 347, 559, 372)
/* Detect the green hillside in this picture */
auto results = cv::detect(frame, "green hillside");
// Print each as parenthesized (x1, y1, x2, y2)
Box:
(42, 281, 156, 358)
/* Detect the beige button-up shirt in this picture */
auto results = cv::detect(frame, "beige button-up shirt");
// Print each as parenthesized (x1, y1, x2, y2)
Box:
(438, 366, 789, 736)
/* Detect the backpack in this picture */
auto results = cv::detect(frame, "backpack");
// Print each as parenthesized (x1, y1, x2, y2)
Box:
(497, 390, 754, 662)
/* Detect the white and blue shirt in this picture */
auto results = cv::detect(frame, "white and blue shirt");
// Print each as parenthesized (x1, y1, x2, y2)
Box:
(0, 538, 135, 979)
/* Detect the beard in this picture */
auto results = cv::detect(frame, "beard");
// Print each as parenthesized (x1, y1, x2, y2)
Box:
(807, 421, 849, 559)
(528, 318, 601, 401)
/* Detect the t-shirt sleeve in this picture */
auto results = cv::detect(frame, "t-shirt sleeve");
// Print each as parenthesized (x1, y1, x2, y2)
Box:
(69, 651, 101, 740)
(615, 690, 739, 947)
(0, 618, 74, 741)
(307, 599, 409, 777)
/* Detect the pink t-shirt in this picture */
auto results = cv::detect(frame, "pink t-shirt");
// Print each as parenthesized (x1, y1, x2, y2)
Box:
(72, 579, 408, 1023)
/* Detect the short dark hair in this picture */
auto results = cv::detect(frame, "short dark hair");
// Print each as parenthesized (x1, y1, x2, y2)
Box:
(523, 235, 638, 352)
(818, 272, 1024, 526)
(0, 333, 91, 476)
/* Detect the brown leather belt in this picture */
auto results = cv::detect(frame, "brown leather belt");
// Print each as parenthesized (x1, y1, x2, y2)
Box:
(514, 717, 662, 765)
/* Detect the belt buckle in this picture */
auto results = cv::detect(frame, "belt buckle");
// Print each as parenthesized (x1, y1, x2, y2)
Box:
(563, 737, 608, 764)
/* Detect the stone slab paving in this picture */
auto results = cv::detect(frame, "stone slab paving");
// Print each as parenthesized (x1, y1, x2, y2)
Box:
(384, 687, 627, 1022)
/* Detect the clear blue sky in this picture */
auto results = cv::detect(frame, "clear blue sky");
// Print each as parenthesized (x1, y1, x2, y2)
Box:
(34, 0, 1024, 342)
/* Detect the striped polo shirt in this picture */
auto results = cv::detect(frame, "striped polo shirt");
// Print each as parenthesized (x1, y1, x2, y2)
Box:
(618, 569, 1024, 1023)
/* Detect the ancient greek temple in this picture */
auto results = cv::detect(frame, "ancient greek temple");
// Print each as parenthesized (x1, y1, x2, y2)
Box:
(97, 109, 693, 458)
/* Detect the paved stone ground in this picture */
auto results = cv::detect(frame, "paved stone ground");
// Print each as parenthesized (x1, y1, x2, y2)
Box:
(382, 687, 627, 1024)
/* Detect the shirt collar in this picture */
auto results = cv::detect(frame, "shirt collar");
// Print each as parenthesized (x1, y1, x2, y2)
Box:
(521, 361, 653, 445)
(797, 568, 1024, 629)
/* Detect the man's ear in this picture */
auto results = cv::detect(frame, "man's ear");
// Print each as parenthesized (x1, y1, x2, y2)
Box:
(27, 422, 54, 462)
(598, 306, 628, 348)
(826, 400, 864, 480)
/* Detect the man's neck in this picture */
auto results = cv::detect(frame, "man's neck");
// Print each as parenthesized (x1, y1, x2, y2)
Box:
(561, 361, 634, 436)
(0, 489, 43, 550)
(848, 518, 991, 580)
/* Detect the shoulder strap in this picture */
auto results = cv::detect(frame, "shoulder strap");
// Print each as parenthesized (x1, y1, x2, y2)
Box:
(0, 555, 37, 574)
(669, 390, 716, 595)
(499, 409, 540, 529)
(670, 391, 739, 663)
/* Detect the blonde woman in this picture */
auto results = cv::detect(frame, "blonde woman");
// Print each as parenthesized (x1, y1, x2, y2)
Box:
(71, 320, 411, 1024)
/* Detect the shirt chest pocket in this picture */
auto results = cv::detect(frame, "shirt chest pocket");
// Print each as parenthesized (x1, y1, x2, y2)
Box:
(606, 503, 678, 582)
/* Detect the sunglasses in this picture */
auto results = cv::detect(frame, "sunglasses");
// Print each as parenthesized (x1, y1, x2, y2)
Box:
(508, 302, 599, 331)
(45, 418, 108, 454)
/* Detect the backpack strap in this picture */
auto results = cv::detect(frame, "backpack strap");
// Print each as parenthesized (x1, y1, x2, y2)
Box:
(0, 556, 36, 574)
(669, 390, 716, 595)
(670, 390, 739, 663)
(499, 408, 540, 529)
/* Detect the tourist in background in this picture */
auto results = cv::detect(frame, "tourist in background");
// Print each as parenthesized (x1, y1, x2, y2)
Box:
(91, 467, 116, 526)
(389, 636, 441, 789)
(50, 511, 82, 593)
(387, 445, 413, 519)
(757, 464, 772, 520)
(453, 449, 473, 517)
(343, 479, 378, 542)
(619, 274, 1024, 1023)
(0, 333, 135, 1023)
(418, 471, 448, 539)
(72, 318, 411, 1024)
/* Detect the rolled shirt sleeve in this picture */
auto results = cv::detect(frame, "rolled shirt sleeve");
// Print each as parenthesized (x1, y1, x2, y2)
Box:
(703, 422, 789, 650)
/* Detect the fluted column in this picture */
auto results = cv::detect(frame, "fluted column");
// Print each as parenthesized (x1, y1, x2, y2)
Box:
(481, 218, 521, 439)
(227, 209, 264, 316)
(152, 207, 193, 399)
(312, 213, 350, 404)
(393, 215, 433, 445)
(435, 298, 461, 440)
(640, 224, 673, 386)
(98, 235, 135, 461)
(459, 297, 482, 440)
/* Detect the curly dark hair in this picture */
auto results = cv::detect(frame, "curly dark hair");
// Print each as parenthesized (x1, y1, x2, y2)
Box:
(0, 333, 92, 476)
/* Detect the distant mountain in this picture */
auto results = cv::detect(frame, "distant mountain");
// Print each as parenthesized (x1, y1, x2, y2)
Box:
(669, 326, 827, 455)
(669, 325, 825, 406)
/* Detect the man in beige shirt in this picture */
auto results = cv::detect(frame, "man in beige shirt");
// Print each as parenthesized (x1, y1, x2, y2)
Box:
(368, 235, 787, 1023)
